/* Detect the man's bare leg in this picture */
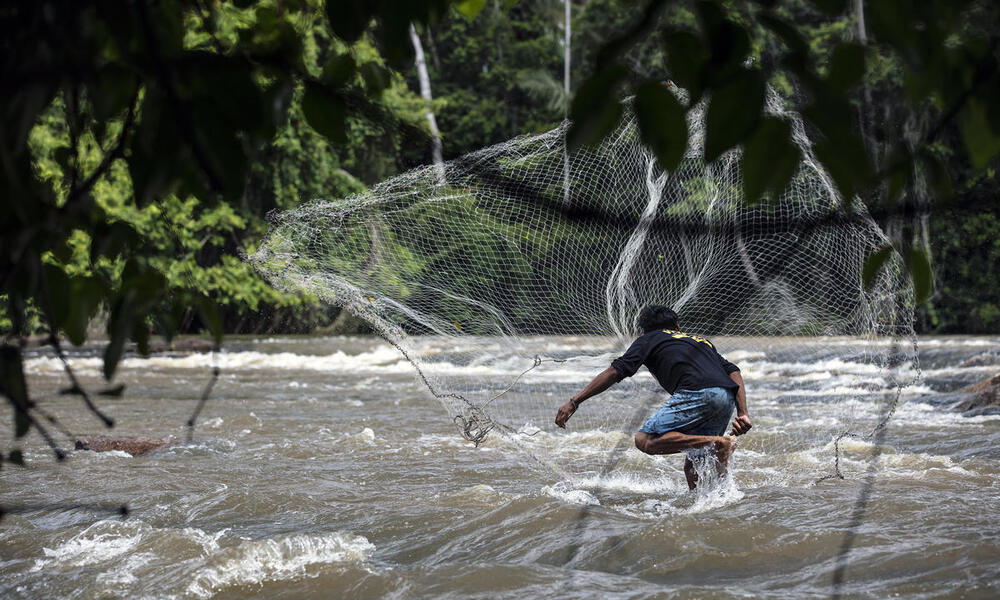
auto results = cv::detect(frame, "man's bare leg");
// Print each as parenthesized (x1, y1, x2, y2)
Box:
(683, 457, 698, 490)
(636, 431, 734, 488)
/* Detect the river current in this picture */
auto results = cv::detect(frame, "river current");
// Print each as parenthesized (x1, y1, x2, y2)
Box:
(1, 335, 998, 599)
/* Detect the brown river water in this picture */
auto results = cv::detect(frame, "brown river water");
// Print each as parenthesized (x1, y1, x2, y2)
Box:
(1, 335, 998, 599)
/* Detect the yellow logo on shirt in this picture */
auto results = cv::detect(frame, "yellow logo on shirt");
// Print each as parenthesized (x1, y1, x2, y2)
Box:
(664, 330, 714, 348)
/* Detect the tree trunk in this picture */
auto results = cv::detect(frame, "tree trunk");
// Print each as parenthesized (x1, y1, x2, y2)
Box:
(409, 23, 445, 181)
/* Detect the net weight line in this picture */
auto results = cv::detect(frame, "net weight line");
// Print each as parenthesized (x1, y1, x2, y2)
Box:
(381, 332, 562, 447)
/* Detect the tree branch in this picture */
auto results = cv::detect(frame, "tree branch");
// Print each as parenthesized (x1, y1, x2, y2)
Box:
(63, 84, 140, 211)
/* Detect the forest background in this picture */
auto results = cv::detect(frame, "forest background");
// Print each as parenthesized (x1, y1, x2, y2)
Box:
(4, 0, 999, 349)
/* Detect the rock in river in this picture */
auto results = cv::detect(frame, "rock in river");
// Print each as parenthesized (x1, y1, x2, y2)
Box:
(951, 372, 1000, 416)
(75, 435, 175, 456)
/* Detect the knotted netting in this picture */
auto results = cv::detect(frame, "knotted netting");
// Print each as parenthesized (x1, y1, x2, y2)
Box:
(249, 92, 916, 480)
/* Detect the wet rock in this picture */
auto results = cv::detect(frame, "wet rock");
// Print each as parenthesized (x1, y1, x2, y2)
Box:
(75, 435, 175, 456)
(951, 373, 1000, 416)
(960, 352, 1000, 368)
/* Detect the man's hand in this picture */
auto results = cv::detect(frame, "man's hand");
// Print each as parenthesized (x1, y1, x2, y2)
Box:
(555, 401, 577, 428)
(729, 414, 752, 436)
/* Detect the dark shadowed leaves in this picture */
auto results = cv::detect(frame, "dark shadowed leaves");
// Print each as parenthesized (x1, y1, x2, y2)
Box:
(811, 0, 848, 17)
(43, 266, 102, 346)
(804, 96, 872, 201)
(302, 81, 347, 143)
(742, 117, 800, 205)
(322, 53, 357, 88)
(960, 99, 1000, 168)
(359, 62, 392, 95)
(907, 248, 932, 304)
(863, 245, 894, 288)
(197, 297, 223, 346)
(567, 66, 626, 150)
(663, 30, 707, 98)
(760, 13, 809, 70)
(703, 68, 764, 163)
(918, 152, 954, 200)
(325, 0, 374, 43)
(697, 2, 751, 84)
(635, 81, 688, 173)
(103, 295, 133, 381)
(0, 347, 30, 437)
(827, 42, 866, 92)
(867, 0, 916, 64)
(883, 148, 912, 203)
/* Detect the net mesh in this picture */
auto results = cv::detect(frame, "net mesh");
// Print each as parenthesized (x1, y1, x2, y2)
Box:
(248, 93, 916, 480)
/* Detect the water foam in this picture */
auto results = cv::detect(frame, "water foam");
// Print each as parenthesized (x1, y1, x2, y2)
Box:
(31, 521, 142, 571)
(186, 532, 374, 598)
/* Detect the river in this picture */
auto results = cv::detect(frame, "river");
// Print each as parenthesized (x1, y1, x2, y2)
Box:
(1, 335, 998, 598)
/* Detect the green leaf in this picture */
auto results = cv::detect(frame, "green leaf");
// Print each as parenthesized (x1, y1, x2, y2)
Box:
(325, 1, 373, 43)
(14, 411, 29, 439)
(43, 264, 72, 334)
(359, 62, 391, 95)
(884, 150, 912, 203)
(567, 66, 626, 150)
(0, 346, 30, 438)
(663, 30, 708, 99)
(907, 248, 932, 305)
(960, 99, 1000, 168)
(862, 245, 894, 289)
(703, 68, 764, 162)
(919, 152, 953, 200)
(65, 277, 101, 346)
(132, 316, 150, 355)
(804, 97, 872, 201)
(456, 0, 487, 20)
(197, 297, 223, 347)
(827, 42, 866, 92)
(699, 10, 750, 84)
(302, 82, 347, 143)
(104, 295, 134, 381)
(322, 53, 357, 88)
(758, 14, 808, 58)
(867, 0, 914, 56)
(742, 117, 800, 205)
(811, 0, 848, 16)
(634, 81, 688, 173)
(53, 146, 72, 171)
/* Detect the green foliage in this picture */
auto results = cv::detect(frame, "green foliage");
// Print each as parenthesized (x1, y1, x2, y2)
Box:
(0, 0, 453, 456)
(634, 81, 687, 173)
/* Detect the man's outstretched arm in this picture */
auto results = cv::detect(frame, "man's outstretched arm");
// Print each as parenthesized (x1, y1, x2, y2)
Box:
(728, 370, 752, 435)
(555, 367, 619, 428)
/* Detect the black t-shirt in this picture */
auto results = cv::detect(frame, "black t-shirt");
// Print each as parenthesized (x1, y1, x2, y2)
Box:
(610, 329, 740, 394)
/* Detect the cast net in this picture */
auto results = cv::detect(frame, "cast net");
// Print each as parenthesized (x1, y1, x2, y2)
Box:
(248, 92, 916, 481)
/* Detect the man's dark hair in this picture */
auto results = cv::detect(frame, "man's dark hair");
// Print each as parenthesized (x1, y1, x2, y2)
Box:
(637, 305, 678, 333)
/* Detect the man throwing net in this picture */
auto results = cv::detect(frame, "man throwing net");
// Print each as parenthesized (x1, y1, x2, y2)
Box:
(555, 305, 752, 489)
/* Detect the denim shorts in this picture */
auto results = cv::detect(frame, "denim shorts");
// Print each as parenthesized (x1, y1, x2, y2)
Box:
(638, 387, 735, 436)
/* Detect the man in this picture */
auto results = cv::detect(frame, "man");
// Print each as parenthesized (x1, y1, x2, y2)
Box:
(555, 305, 751, 489)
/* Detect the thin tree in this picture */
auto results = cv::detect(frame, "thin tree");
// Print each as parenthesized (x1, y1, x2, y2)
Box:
(409, 22, 445, 182)
(563, 0, 572, 204)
